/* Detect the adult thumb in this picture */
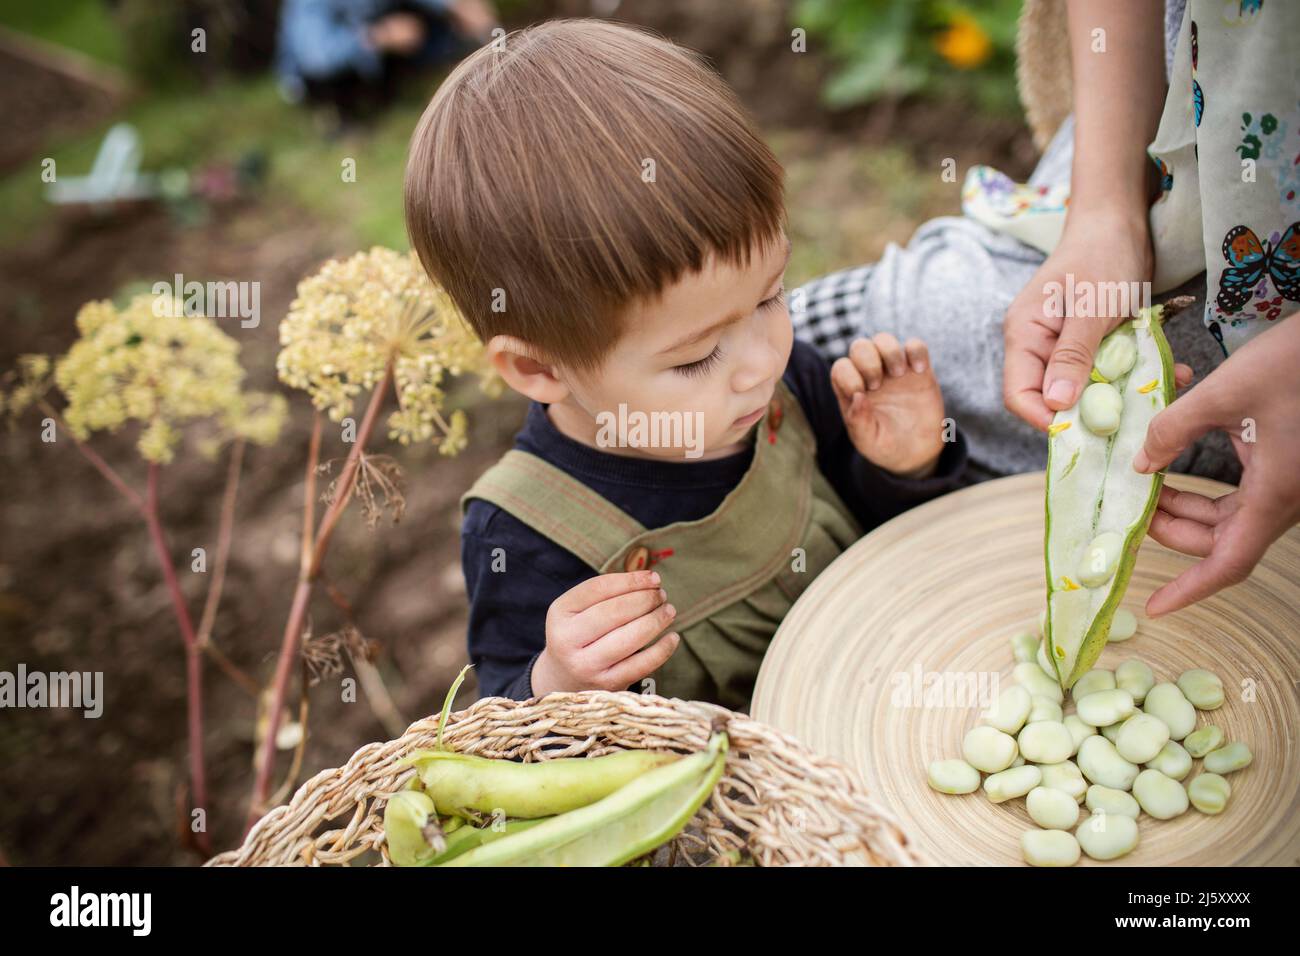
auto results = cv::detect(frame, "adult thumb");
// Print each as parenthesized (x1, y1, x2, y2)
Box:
(1042, 317, 1110, 411)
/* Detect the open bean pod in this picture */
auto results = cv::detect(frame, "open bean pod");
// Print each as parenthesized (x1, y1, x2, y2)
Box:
(1044, 306, 1175, 689)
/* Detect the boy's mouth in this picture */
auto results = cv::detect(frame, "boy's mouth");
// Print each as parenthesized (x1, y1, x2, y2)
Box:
(732, 405, 766, 428)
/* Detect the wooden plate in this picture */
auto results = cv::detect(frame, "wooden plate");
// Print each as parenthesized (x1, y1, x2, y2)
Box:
(752, 472, 1300, 866)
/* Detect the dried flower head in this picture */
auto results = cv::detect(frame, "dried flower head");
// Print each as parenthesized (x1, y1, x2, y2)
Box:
(276, 247, 501, 452)
(12, 294, 285, 463)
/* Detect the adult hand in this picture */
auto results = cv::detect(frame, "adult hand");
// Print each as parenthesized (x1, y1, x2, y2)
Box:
(369, 13, 426, 55)
(1003, 210, 1155, 430)
(1136, 318, 1300, 616)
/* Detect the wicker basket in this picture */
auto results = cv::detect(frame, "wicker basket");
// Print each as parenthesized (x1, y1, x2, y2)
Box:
(207, 691, 928, 866)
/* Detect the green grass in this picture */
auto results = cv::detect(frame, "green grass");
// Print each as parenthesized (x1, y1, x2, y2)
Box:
(0, 0, 125, 68)
(0, 77, 426, 252)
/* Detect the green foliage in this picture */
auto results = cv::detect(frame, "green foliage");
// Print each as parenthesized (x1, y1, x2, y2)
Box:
(793, 0, 1023, 115)
(0, 0, 125, 68)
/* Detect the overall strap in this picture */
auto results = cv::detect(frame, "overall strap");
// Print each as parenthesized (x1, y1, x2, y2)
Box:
(459, 448, 644, 571)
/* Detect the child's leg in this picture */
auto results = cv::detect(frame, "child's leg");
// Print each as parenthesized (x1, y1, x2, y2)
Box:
(793, 215, 1049, 484)
(794, 214, 1242, 486)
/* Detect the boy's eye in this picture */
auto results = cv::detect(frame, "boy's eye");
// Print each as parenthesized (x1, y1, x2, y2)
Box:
(673, 343, 723, 378)
(669, 289, 783, 378)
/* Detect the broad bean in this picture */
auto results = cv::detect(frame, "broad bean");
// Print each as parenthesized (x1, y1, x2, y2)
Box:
(962, 725, 1019, 773)
(983, 685, 1033, 735)
(1177, 669, 1225, 710)
(1143, 683, 1196, 740)
(1115, 659, 1155, 705)
(1145, 740, 1192, 781)
(1184, 725, 1223, 759)
(1132, 768, 1189, 820)
(1027, 786, 1081, 830)
(1085, 784, 1140, 819)
(984, 765, 1043, 803)
(1014, 661, 1064, 704)
(1077, 735, 1140, 790)
(1203, 742, 1253, 775)
(1107, 609, 1138, 642)
(1076, 688, 1136, 728)
(1188, 773, 1232, 814)
(1038, 760, 1087, 802)
(1115, 713, 1171, 764)
(1019, 721, 1075, 764)
(1021, 828, 1081, 867)
(1076, 811, 1139, 861)
(1071, 669, 1116, 702)
(927, 759, 980, 795)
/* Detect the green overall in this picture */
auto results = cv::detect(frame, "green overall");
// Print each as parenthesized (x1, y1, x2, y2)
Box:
(459, 380, 864, 710)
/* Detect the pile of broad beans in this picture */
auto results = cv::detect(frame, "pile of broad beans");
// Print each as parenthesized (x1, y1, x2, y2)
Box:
(926, 615, 1252, 866)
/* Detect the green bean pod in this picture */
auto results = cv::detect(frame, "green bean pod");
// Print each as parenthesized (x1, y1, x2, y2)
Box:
(383, 790, 443, 866)
(421, 817, 550, 865)
(1044, 306, 1175, 689)
(440, 732, 729, 867)
(405, 747, 681, 819)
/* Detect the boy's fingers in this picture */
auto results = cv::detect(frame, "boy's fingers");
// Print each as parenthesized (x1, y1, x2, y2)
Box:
(589, 598, 678, 666)
(574, 586, 669, 649)
(554, 570, 660, 615)
(601, 632, 680, 691)
(847, 339, 883, 389)
(830, 361, 869, 421)
(872, 332, 907, 376)
(904, 338, 929, 374)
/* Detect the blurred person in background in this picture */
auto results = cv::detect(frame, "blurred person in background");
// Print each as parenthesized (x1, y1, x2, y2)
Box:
(275, 0, 499, 126)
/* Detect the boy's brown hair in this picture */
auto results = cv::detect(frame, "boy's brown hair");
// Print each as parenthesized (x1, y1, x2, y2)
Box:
(404, 19, 785, 376)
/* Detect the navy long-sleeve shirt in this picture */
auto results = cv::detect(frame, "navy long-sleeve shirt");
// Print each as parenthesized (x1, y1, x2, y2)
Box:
(461, 338, 969, 699)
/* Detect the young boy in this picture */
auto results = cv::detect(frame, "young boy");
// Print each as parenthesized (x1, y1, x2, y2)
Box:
(404, 19, 969, 710)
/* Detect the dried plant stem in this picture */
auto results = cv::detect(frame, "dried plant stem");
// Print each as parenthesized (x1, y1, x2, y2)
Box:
(268, 661, 313, 808)
(145, 463, 212, 858)
(42, 399, 214, 855)
(39, 400, 144, 514)
(195, 438, 259, 698)
(246, 364, 394, 832)
(321, 576, 407, 738)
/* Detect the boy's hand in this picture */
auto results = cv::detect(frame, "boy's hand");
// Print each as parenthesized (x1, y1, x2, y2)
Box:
(531, 571, 680, 696)
(831, 334, 946, 479)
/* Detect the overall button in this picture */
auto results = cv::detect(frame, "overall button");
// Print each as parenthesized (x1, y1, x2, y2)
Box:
(767, 398, 784, 432)
(624, 545, 651, 572)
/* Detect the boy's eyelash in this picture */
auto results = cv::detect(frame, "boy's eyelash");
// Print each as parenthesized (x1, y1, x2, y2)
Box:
(671, 288, 785, 378)
(674, 344, 723, 378)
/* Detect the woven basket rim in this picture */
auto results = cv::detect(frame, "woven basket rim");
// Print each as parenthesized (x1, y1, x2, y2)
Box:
(208, 690, 931, 867)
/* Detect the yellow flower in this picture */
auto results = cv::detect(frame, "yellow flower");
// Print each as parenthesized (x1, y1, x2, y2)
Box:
(49, 293, 284, 463)
(935, 11, 992, 69)
(277, 247, 498, 450)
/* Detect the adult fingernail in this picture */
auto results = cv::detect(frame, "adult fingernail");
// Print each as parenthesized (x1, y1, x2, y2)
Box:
(1132, 451, 1151, 473)
(650, 571, 661, 584)
(657, 588, 666, 601)
(665, 604, 676, 616)
(1046, 380, 1076, 405)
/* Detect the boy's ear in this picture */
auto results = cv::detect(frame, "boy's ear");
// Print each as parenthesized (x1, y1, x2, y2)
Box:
(486, 334, 571, 404)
